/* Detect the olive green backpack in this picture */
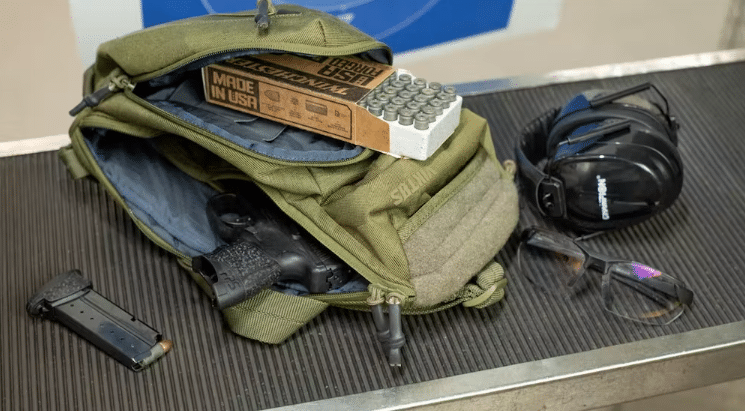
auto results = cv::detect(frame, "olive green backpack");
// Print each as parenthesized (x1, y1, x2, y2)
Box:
(60, 1, 519, 365)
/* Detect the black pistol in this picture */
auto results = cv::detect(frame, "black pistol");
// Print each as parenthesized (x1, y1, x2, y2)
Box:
(192, 190, 354, 309)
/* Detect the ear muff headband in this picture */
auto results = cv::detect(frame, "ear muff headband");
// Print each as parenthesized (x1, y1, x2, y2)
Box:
(547, 93, 677, 153)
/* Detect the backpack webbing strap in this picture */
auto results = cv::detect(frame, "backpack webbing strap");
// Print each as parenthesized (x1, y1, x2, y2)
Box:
(408, 261, 507, 315)
(222, 289, 328, 344)
(59, 145, 91, 179)
(460, 261, 507, 308)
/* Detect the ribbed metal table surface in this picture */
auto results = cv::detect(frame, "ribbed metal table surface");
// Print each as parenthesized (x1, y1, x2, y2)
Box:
(3, 55, 745, 410)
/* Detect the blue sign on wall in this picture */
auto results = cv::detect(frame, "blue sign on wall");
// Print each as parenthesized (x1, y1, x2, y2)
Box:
(141, 0, 515, 53)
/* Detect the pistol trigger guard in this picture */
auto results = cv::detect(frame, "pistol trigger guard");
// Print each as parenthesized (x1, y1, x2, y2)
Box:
(207, 193, 254, 243)
(221, 215, 251, 229)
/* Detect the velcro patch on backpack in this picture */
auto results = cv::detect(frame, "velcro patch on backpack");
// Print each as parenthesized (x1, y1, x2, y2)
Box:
(404, 157, 518, 307)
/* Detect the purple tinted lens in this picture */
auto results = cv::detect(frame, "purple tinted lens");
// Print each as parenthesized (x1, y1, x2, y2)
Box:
(606, 262, 684, 325)
(630, 263, 662, 279)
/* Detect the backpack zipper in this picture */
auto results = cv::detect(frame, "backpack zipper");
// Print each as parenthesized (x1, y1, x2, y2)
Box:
(68, 47, 277, 118)
(70, 74, 134, 116)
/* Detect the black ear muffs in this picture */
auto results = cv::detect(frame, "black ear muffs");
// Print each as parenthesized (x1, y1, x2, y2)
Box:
(515, 83, 683, 232)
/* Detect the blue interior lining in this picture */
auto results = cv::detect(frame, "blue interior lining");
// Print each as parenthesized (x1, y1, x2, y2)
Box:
(84, 129, 223, 257)
(143, 75, 365, 162)
(83, 128, 369, 294)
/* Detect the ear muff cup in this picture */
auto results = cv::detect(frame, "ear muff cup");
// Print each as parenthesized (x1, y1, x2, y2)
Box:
(545, 129, 684, 230)
(547, 90, 682, 191)
(549, 119, 683, 181)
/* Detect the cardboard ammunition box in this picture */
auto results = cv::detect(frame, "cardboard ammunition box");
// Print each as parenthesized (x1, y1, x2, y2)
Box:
(202, 54, 397, 153)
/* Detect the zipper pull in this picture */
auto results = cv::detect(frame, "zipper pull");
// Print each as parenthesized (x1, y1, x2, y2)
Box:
(369, 291, 406, 367)
(255, 0, 273, 31)
(385, 295, 405, 367)
(69, 75, 133, 116)
(371, 303, 391, 345)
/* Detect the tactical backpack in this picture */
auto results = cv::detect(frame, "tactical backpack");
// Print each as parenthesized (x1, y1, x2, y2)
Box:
(60, 1, 519, 365)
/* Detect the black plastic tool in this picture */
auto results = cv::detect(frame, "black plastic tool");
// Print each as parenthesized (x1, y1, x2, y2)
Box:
(27, 270, 172, 371)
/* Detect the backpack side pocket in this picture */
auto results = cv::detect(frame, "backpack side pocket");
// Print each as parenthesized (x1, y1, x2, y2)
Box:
(398, 114, 519, 308)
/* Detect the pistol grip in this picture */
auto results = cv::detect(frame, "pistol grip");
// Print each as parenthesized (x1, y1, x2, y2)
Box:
(192, 241, 282, 309)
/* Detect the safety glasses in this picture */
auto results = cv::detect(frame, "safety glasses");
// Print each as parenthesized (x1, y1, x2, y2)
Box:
(517, 227, 694, 325)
